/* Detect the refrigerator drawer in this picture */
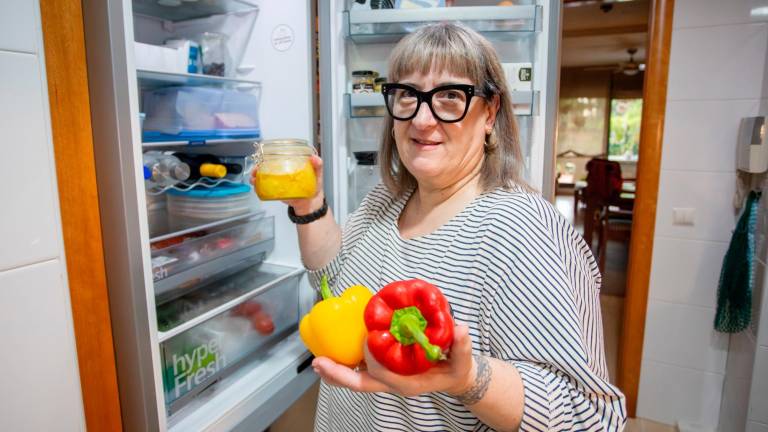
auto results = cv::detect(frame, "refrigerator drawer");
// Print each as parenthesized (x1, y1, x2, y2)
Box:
(142, 86, 261, 143)
(158, 263, 302, 414)
(152, 214, 274, 283)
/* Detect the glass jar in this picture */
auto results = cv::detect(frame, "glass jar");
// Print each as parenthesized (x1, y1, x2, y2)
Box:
(253, 139, 317, 200)
(352, 70, 377, 94)
(374, 77, 387, 93)
(200, 32, 231, 77)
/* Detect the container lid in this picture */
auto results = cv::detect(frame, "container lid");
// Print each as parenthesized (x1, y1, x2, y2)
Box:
(167, 183, 251, 198)
(259, 139, 316, 156)
(351, 70, 376, 76)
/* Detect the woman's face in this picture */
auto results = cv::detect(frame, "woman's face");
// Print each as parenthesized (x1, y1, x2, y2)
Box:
(393, 68, 499, 189)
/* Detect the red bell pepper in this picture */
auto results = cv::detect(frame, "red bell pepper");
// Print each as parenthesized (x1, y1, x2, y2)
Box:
(364, 279, 454, 375)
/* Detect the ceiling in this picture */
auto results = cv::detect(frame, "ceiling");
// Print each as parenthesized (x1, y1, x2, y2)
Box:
(560, 0, 650, 68)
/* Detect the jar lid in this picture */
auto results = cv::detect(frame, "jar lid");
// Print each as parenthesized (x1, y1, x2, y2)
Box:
(167, 183, 251, 198)
(259, 139, 316, 156)
(351, 70, 376, 76)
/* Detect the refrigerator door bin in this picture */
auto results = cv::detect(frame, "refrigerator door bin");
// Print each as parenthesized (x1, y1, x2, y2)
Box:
(151, 214, 274, 283)
(142, 86, 261, 142)
(344, 5, 539, 44)
(158, 263, 302, 414)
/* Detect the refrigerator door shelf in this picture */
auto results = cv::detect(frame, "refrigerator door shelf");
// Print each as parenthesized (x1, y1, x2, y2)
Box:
(158, 264, 302, 414)
(345, 90, 538, 118)
(132, 0, 258, 23)
(151, 214, 274, 284)
(344, 5, 540, 44)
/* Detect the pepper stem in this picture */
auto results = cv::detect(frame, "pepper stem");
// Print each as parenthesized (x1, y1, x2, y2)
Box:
(320, 275, 333, 301)
(391, 306, 442, 362)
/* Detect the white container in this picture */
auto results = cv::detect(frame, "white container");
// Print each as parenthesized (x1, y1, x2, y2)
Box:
(167, 183, 257, 230)
(134, 41, 187, 74)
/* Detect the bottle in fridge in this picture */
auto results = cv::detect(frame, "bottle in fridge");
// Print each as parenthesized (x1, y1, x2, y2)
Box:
(143, 151, 191, 189)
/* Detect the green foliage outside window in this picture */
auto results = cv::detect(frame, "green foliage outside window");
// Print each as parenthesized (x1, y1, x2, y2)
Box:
(608, 98, 643, 161)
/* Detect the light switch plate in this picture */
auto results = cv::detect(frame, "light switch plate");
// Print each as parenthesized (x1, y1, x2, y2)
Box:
(673, 207, 696, 225)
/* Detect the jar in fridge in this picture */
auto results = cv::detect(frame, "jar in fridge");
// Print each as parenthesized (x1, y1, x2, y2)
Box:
(351, 70, 377, 94)
(199, 32, 231, 77)
(253, 139, 317, 201)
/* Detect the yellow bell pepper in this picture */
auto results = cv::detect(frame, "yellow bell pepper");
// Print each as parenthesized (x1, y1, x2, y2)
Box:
(299, 275, 373, 367)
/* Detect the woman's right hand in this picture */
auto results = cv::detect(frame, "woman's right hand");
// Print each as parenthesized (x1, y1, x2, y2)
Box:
(251, 154, 325, 215)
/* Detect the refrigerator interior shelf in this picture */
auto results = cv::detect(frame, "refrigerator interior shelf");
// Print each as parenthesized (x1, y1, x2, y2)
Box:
(143, 137, 260, 148)
(344, 5, 540, 44)
(137, 69, 261, 89)
(132, 0, 258, 23)
(157, 263, 304, 342)
(154, 239, 274, 300)
(345, 90, 539, 118)
(146, 177, 252, 196)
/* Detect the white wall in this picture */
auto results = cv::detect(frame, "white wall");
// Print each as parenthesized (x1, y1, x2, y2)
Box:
(637, 0, 768, 429)
(0, 1, 86, 430)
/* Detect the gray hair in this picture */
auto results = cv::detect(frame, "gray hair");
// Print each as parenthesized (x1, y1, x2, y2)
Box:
(379, 22, 530, 198)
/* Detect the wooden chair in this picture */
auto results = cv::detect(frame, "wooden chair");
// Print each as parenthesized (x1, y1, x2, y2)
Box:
(597, 207, 633, 273)
(582, 158, 634, 249)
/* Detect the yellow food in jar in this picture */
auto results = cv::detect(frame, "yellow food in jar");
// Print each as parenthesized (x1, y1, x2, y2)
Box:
(255, 158, 317, 200)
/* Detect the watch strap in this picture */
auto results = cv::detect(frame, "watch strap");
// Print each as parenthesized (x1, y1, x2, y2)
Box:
(288, 198, 328, 224)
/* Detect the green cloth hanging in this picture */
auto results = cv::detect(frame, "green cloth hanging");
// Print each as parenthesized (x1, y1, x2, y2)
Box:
(715, 190, 761, 333)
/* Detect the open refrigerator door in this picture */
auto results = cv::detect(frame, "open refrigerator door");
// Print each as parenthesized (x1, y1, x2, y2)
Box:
(82, 0, 318, 430)
(319, 0, 561, 224)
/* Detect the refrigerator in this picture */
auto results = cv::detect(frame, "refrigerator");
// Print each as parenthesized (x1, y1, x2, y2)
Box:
(82, 0, 560, 430)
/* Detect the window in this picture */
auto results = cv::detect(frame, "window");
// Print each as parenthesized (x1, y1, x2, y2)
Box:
(557, 96, 608, 157)
(608, 98, 642, 161)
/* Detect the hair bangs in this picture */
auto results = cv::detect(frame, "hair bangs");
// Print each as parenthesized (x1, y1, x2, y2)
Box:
(388, 25, 482, 84)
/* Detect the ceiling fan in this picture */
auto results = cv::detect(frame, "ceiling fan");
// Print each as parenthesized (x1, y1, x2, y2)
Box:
(583, 48, 646, 76)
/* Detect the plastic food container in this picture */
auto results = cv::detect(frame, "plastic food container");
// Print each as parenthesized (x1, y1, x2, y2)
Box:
(142, 86, 261, 142)
(167, 183, 257, 230)
(253, 139, 317, 200)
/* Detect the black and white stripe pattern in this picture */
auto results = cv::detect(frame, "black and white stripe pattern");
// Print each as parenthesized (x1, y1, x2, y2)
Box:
(307, 184, 626, 431)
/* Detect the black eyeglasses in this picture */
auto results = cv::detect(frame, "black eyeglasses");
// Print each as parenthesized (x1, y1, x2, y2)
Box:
(381, 83, 487, 123)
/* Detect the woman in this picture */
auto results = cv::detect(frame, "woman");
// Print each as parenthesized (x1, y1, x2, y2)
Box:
(280, 23, 625, 431)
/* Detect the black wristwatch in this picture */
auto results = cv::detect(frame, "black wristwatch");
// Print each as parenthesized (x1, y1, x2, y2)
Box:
(288, 198, 328, 224)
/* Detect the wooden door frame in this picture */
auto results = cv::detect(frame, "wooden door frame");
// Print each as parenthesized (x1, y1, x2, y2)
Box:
(39, 0, 123, 430)
(617, 0, 675, 417)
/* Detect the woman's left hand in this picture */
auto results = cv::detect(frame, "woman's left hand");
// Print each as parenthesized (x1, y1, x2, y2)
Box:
(312, 324, 476, 397)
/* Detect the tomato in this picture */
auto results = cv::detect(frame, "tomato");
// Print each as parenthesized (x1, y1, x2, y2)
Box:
(251, 311, 275, 335)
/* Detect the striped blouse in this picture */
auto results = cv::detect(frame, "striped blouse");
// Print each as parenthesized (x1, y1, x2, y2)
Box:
(307, 184, 626, 431)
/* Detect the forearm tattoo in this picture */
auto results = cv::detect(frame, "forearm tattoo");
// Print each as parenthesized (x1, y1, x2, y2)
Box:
(455, 355, 492, 406)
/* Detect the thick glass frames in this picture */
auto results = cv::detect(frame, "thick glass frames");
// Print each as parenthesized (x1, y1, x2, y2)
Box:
(381, 83, 485, 123)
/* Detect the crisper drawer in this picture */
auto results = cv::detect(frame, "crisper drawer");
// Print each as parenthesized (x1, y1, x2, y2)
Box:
(151, 215, 275, 299)
(157, 263, 303, 415)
